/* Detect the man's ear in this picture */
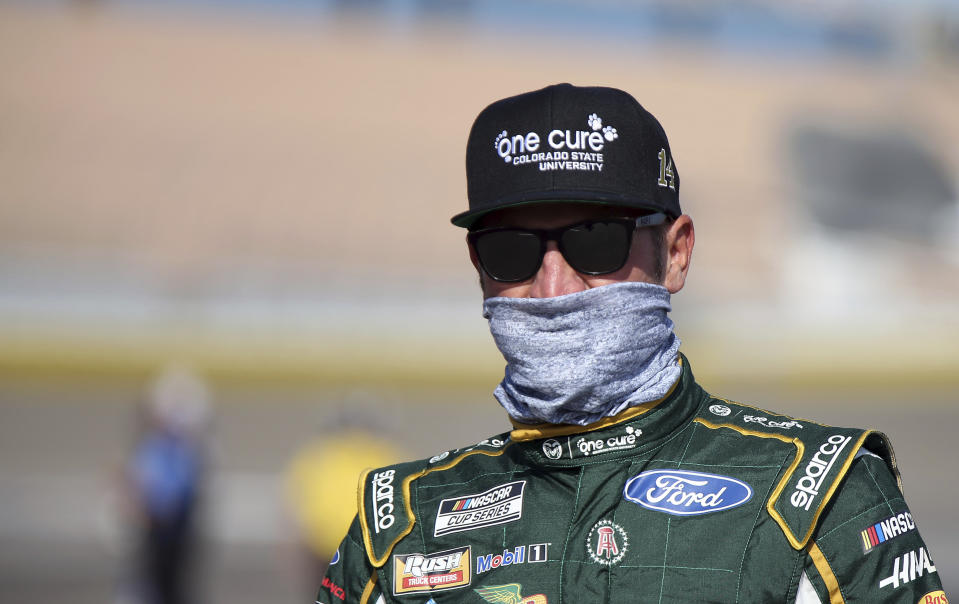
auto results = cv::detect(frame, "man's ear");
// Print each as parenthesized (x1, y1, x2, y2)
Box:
(663, 215, 695, 294)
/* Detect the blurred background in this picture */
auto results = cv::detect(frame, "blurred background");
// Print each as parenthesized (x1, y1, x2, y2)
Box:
(1, 0, 957, 602)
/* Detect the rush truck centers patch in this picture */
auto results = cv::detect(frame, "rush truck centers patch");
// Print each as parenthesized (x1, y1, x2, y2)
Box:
(392, 546, 471, 595)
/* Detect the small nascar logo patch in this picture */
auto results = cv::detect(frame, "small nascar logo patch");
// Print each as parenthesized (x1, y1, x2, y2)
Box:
(392, 546, 471, 595)
(433, 481, 525, 536)
(861, 511, 915, 552)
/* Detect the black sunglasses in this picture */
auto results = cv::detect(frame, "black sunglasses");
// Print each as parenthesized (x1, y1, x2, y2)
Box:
(468, 213, 667, 283)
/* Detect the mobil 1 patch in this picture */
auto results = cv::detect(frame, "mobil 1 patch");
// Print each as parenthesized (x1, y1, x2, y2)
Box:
(433, 481, 526, 537)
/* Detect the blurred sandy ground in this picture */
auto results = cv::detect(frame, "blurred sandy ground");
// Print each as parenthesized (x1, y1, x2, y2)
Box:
(0, 1, 957, 602)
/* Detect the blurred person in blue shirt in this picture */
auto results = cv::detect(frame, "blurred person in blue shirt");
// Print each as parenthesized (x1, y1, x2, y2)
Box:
(124, 366, 210, 604)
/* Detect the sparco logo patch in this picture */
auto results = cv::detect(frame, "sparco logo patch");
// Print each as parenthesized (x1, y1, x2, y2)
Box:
(623, 469, 753, 516)
(494, 113, 618, 173)
(433, 481, 525, 537)
(370, 470, 395, 533)
(586, 520, 628, 566)
(790, 435, 852, 511)
(392, 546, 471, 595)
(862, 511, 916, 553)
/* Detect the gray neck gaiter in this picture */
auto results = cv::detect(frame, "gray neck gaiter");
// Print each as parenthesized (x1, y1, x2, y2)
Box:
(483, 281, 681, 426)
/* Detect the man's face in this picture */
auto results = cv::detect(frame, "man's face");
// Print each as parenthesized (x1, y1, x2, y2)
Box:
(468, 203, 694, 299)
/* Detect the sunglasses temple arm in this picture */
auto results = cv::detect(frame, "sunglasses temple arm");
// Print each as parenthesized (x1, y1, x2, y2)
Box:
(634, 213, 668, 228)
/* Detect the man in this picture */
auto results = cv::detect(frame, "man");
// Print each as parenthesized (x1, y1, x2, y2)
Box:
(316, 84, 947, 603)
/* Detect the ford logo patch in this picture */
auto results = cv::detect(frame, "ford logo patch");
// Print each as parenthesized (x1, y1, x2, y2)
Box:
(623, 470, 753, 516)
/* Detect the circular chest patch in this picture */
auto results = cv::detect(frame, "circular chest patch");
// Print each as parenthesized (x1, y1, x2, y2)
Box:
(586, 519, 628, 566)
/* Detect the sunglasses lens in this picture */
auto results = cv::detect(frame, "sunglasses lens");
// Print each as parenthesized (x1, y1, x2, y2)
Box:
(561, 221, 631, 274)
(474, 230, 543, 282)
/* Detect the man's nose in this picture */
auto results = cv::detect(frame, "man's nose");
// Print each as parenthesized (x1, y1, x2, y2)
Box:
(528, 242, 588, 298)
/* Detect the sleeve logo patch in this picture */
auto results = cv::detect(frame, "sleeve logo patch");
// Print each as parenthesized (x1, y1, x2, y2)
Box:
(879, 547, 937, 590)
(861, 511, 916, 553)
(321, 576, 346, 601)
(433, 481, 525, 537)
(392, 546, 471, 595)
(623, 470, 753, 516)
(919, 591, 949, 604)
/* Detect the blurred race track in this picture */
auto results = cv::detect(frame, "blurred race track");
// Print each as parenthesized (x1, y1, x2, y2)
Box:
(0, 374, 955, 603)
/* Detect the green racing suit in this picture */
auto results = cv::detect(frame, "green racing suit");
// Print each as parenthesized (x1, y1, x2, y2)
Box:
(316, 355, 947, 603)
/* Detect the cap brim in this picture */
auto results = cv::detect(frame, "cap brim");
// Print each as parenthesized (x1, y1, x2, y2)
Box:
(450, 190, 671, 229)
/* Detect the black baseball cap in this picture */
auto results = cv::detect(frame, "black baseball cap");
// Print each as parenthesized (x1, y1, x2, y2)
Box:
(451, 83, 681, 229)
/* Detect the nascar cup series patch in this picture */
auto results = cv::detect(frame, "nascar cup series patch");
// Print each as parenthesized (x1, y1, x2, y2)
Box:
(433, 481, 525, 537)
(623, 470, 753, 516)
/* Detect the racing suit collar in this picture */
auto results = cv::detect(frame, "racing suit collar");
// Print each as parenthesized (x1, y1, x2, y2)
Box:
(509, 353, 704, 466)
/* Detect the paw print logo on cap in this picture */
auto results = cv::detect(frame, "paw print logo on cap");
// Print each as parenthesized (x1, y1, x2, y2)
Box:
(494, 130, 511, 162)
(586, 114, 619, 142)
